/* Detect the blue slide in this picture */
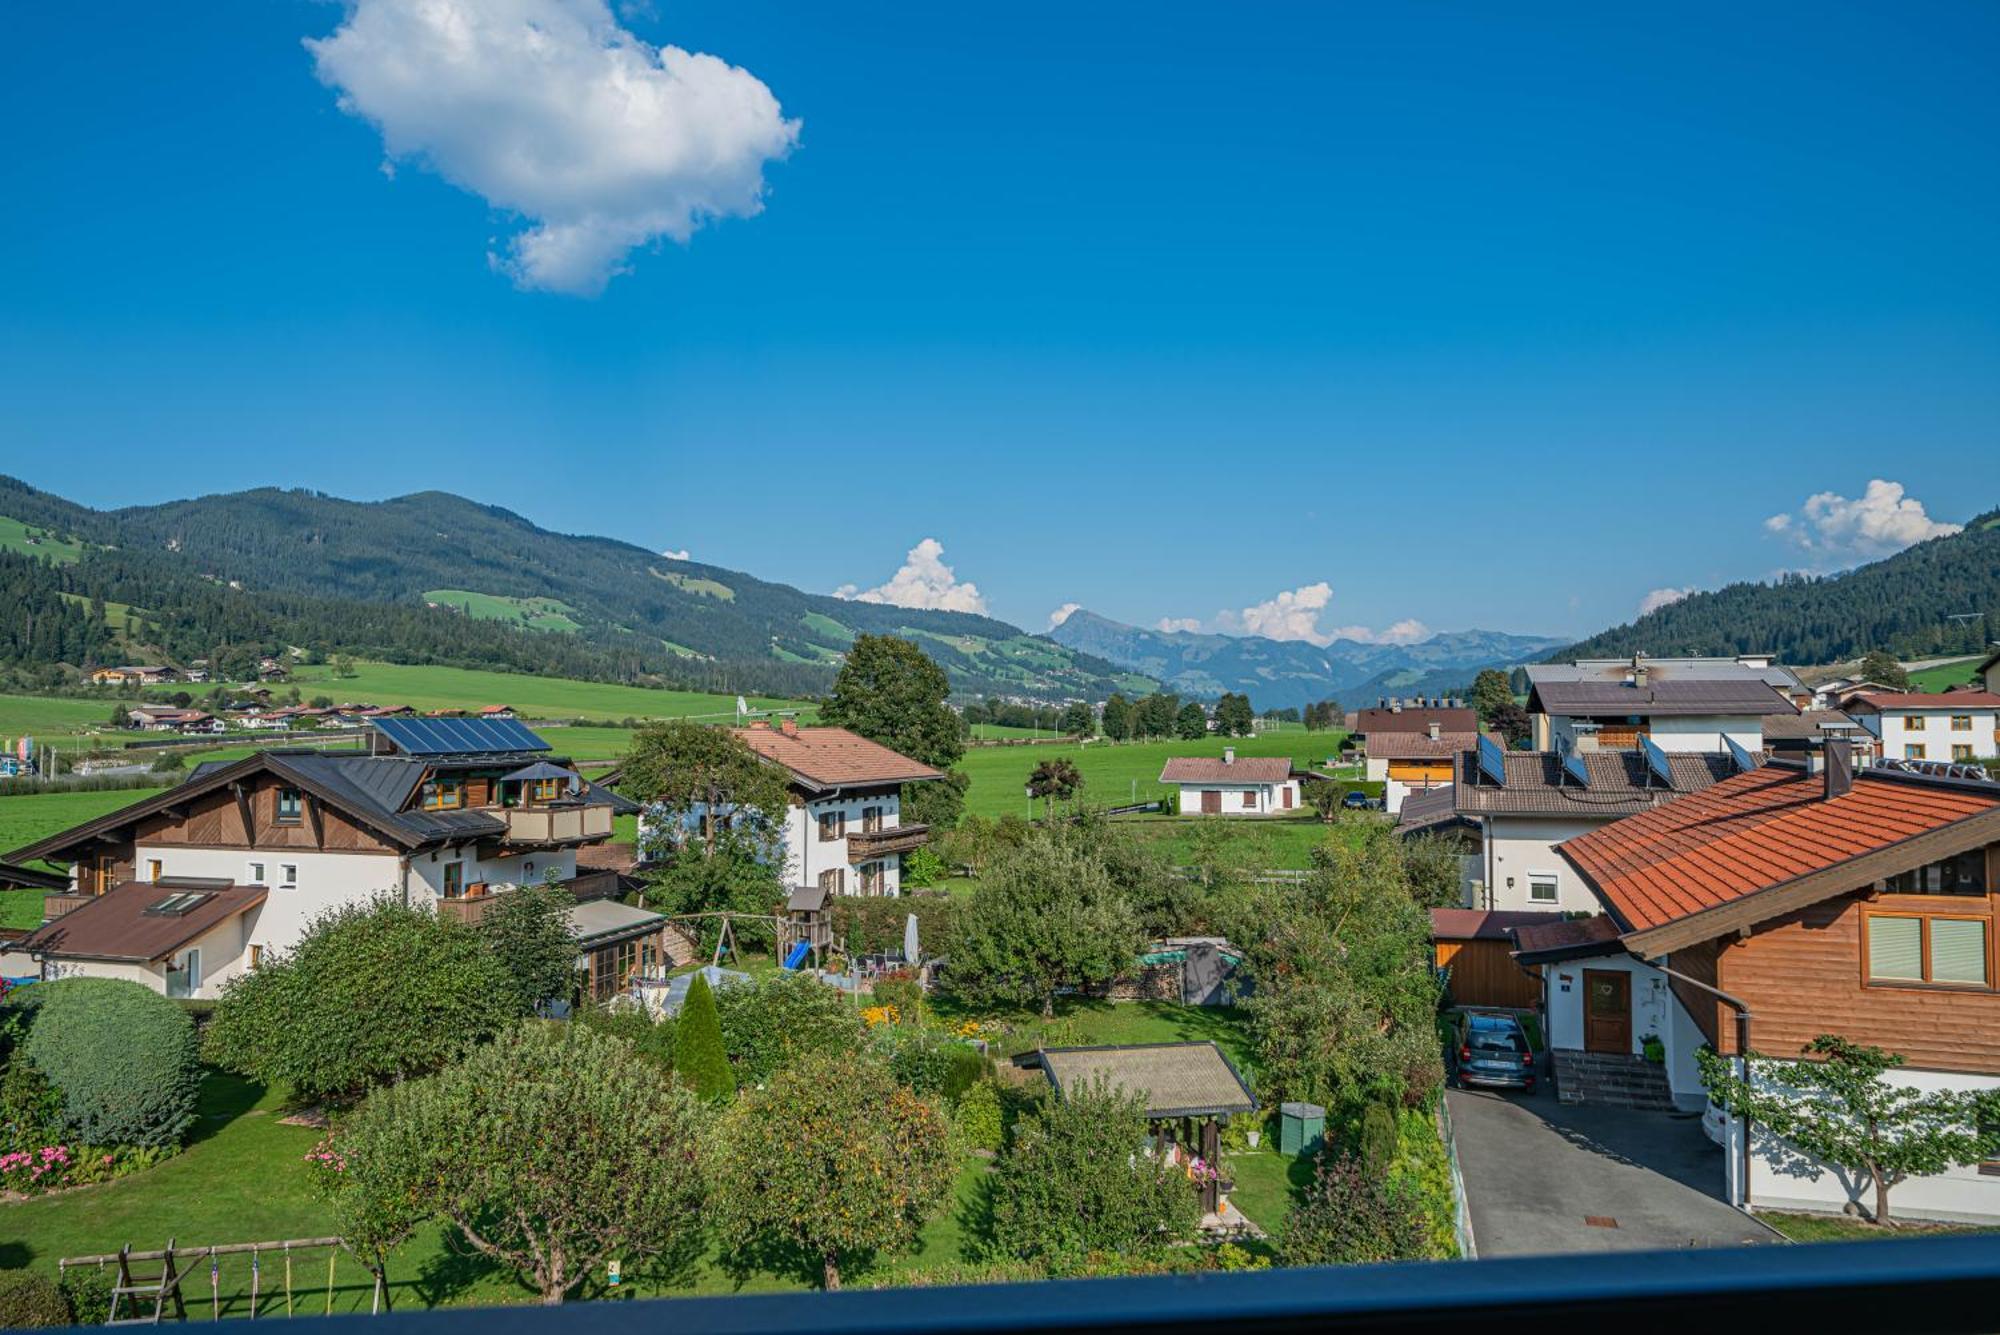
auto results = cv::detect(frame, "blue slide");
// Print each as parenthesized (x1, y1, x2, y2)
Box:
(782, 941, 811, 970)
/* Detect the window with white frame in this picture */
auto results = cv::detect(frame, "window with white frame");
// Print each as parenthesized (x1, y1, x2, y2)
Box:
(247, 861, 265, 885)
(166, 948, 201, 999)
(279, 863, 298, 889)
(1527, 872, 1559, 904)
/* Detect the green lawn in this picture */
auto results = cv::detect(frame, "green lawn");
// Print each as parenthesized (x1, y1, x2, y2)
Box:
(1223, 1146, 1311, 1237)
(0, 1073, 1004, 1310)
(1907, 658, 1983, 693)
(968, 725, 1060, 740)
(1116, 813, 1373, 871)
(959, 732, 1351, 821)
(1759, 1210, 2000, 1243)
(0, 692, 127, 741)
(422, 589, 583, 634)
(0, 786, 171, 859)
(0, 887, 47, 931)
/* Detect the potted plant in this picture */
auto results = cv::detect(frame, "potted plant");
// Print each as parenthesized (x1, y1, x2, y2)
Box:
(1640, 1033, 1665, 1064)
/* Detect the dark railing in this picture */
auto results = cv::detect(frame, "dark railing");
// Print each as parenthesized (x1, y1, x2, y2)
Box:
(846, 823, 930, 858)
(435, 870, 624, 926)
(164, 1236, 2000, 1334)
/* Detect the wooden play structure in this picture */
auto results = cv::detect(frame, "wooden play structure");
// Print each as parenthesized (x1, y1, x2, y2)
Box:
(60, 1236, 388, 1323)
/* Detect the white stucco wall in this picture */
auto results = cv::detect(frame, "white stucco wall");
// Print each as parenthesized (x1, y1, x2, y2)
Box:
(1480, 816, 1607, 912)
(38, 910, 257, 1000)
(655, 789, 905, 897)
(1175, 779, 1299, 816)
(1863, 708, 2000, 761)
(1746, 1066, 2000, 1223)
(1540, 954, 1706, 1108)
(1548, 713, 1763, 755)
(136, 845, 404, 962)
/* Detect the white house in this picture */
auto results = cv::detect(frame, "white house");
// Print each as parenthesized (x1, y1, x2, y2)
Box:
(641, 721, 942, 900)
(1525, 655, 1805, 754)
(10, 719, 634, 999)
(1845, 691, 2000, 764)
(1363, 722, 1477, 815)
(1447, 735, 1742, 914)
(1160, 749, 1302, 816)
(1516, 751, 2000, 1222)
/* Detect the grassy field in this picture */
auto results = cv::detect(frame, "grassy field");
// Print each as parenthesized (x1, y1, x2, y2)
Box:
(1759, 1210, 2000, 1243)
(422, 589, 582, 634)
(0, 515, 84, 563)
(0, 692, 128, 741)
(968, 724, 1061, 740)
(1907, 658, 1984, 693)
(0, 786, 170, 857)
(959, 731, 1351, 821)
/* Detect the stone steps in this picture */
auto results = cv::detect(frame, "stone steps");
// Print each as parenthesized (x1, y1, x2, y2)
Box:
(1554, 1050, 1676, 1110)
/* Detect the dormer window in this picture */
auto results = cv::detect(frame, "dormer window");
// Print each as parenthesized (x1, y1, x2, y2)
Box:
(275, 788, 303, 823)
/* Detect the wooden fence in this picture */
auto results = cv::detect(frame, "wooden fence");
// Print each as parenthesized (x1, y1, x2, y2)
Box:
(1435, 938, 1542, 1009)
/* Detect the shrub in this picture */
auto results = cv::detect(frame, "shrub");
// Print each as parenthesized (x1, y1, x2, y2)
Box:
(17, 978, 200, 1149)
(478, 877, 578, 1015)
(205, 900, 514, 1106)
(714, 970, 865, 1084)
(901, 848, 945, 889)
(0, 1272, 70, 1328)
(871, 973, 923, 1019)
(824, 895, 962, 960)
(574, 1003, 675, 1072)
(1358, 1101, 1397, 1175)
(942, 1044, 992, 1104)
(1281, 1152, 1432, 1266)
(0, 1056, 64, 1155)
(58, 1266, 114, 1325)
(673, 972, 734, 1101)
(954, 1080, 1003, 1152)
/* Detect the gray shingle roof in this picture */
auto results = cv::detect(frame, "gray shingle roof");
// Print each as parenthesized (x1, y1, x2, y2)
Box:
(1525, 658, 1804, 691)
(1528, 679, 1798, 718)
(1039, 1042, 1255, 1118)
(1452, 748, 1734, 818)
(1395, 784, 1465, 834)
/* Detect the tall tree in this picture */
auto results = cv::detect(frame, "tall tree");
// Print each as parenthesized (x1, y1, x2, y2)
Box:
(322, 1022, 708, 1305)
(710, 1051, 953, 1290)
(1214, 692, 1255, 737)
(1698, 1035, 2000, 1226)
(1486, 701, 1532, 748)
(1174, 701, 1209, 740)
(1857, 649, 1911, 690)
(946, 828, 1145, 1017)
(1469, 669, 1513, 722)
(478, 874, 579, 1015)
(673, 971, 735, 1102)
(1025, 757, 1084, 814)
(619, 720, 792, 858)
(1135, 692, 1179, 739)
(1100, 693, 1135, 742)
(1059, 700, 1095, 738)
(819, 634, 969, 829)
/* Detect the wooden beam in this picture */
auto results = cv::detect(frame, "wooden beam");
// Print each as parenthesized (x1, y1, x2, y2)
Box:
(231, 782, 254, 845)
(304, 793, 325, 850)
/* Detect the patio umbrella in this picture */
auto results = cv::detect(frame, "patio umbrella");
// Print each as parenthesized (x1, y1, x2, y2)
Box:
(904, 912, 920, 964)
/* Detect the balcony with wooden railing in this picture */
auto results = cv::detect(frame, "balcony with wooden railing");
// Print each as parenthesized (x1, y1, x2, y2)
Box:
(435, 868, 625, 927)
(44, 892, 93, 920)
(846, 822, 930, 861)
(497, 803, 614, 849)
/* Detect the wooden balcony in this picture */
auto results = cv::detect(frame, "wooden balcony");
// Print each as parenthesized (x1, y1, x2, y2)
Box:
(498, 804, 613, 848)
(846, 823, 930, 861)
(435, 869, 624, 927)
(45, 892, 92, 920)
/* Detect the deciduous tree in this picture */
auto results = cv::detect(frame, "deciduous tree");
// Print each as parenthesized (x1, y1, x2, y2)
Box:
(1469, 669, 1513, 723)
(619, 720, 791, 859)
(709, 1051, 952, 1290)
(322, 1022, 707, 1305)
(1025, 757, 1084, 813)
(1174, 701, 1209, 740)
(479, 874, 579, 1015)
(1214, 692, 1255, 737)
(1697, 1035, 2000, 1225)
(1857, 649, 1911, 690)
(1100, 693, 1135, 742)
(819, 634, 969, 828)
(1059, 701, 1095, 738)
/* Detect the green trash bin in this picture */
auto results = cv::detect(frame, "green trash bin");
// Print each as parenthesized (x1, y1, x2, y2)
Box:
(1279, 1100, 1326, 1157)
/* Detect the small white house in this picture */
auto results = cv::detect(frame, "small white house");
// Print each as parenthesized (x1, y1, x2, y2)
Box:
(1160, 750, 1301, 816)
(1362, 724, 1476, 815)
(1845, 691, 2000, 764)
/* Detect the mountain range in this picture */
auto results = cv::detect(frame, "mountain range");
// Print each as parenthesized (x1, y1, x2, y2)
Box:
(1046, 611, 1563, 711)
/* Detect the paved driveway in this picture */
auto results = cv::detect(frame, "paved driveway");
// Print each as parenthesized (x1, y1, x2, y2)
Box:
(1447, 1083, 1778, 1256)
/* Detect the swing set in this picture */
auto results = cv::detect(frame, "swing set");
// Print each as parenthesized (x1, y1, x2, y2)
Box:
(59, 1236, 390, 1324)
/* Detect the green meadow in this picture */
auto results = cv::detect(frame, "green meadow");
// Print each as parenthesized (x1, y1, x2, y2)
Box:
(1906, 657, 1983, 693)
(957, 731, 1351, 820)
(0, 515, 84, 563)
(421, 589, 583, 633)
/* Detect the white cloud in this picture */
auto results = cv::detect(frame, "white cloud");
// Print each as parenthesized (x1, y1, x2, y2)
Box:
(1764, 479, 1960, 566)
(1046, 603, 1082, 630)
(1329, 618, 1433, 646)
(1162, 582, 1432, 646)
(1638, 586, 1693, 616)
(1155, 617, 1203, 634)
(308, 0, 800, 295)
(835, 539, 989, 615)
(660, 548, 691, 561)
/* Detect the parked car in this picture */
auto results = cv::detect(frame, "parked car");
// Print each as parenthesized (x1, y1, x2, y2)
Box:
(1340, 789, 1372, 810)
(1452, 1009, 1536, 1092)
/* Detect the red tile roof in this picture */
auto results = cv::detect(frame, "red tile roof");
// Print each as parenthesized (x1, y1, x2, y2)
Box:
(1365, 730, 1479, 760)
(1560, 765, 2000, 934)
(734, 725, 942, 789)
(1159, 756, 1296, 784)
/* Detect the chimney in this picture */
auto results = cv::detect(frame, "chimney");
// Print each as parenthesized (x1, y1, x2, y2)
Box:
(1223, 747, 1236, 765)
(1634, 665, 1650, 691)
(1428, 721, 1441, 740)
(780, 717, 799, 737)
(1824, 739, 1854, 801)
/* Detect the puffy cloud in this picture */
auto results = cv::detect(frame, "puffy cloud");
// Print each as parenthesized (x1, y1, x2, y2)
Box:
(1764, 480, 1960, 566)
(1638, 586, 1694, 616)
(660, 548, 691, 561)
(1046, 603, 1083, 630)
(1215, 582, 1338, 645)
(1155, 617, 1203, 634)
(308, 0, 800, 295)
(1329, 618, 1433, 646)
(835, 539, 989, 614)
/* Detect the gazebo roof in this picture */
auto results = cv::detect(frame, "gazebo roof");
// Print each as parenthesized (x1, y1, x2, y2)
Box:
(1038, 1041, 1256, 1119)
(499, 761, 580, 785)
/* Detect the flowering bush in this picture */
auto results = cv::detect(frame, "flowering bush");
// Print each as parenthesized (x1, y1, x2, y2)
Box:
(0, 1142, 167, 1195)
(861, 1004, 900, 1029)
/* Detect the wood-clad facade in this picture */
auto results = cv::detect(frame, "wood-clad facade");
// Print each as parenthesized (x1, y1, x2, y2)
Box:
(1436, 938, 1542, 1009)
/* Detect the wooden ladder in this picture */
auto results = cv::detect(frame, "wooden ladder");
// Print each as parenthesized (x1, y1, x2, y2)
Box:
(106, 1242, 188, 1325)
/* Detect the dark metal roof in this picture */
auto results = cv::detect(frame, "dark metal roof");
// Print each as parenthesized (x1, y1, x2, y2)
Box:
(1452, 748, 1735, 819)
(1394, 785, 1469, 835)
(500, 761, 580, 785)
(371, 715, 551, 757)
(0, 860, 67, 892)
(1528, 679, 1799, 719)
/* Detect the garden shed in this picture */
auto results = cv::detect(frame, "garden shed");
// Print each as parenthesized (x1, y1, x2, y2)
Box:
(566, 898, 670, 1004)
(1038, 1041, 1256, 1213)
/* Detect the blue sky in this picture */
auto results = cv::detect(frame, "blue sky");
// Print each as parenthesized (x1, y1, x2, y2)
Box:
(3, 2, 1997, 645)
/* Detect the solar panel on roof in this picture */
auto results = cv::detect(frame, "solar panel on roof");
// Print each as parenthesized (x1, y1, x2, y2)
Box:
(1478, 734, 1508, 787)
(1640, 735, 1676, 790)
(1726, 734, 1762, 775)
(371, 715, 550, 756)
(1562, 753, 1591, 788)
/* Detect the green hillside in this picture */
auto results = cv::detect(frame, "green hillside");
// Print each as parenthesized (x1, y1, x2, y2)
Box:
(423, 588, 582, 633)
(0, 514, 84, 563)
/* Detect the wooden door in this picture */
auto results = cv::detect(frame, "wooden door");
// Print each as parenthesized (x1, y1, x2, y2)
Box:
(1282, 785, 1294, 810)
(1583, 970, 1631, 1053)
(1200, 790, 1221, 814)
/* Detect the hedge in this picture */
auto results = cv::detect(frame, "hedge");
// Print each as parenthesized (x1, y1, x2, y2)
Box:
(17, 978, 201, 1149)
(826, 894, 962, 959)
(0, 1271, 73, 1327)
